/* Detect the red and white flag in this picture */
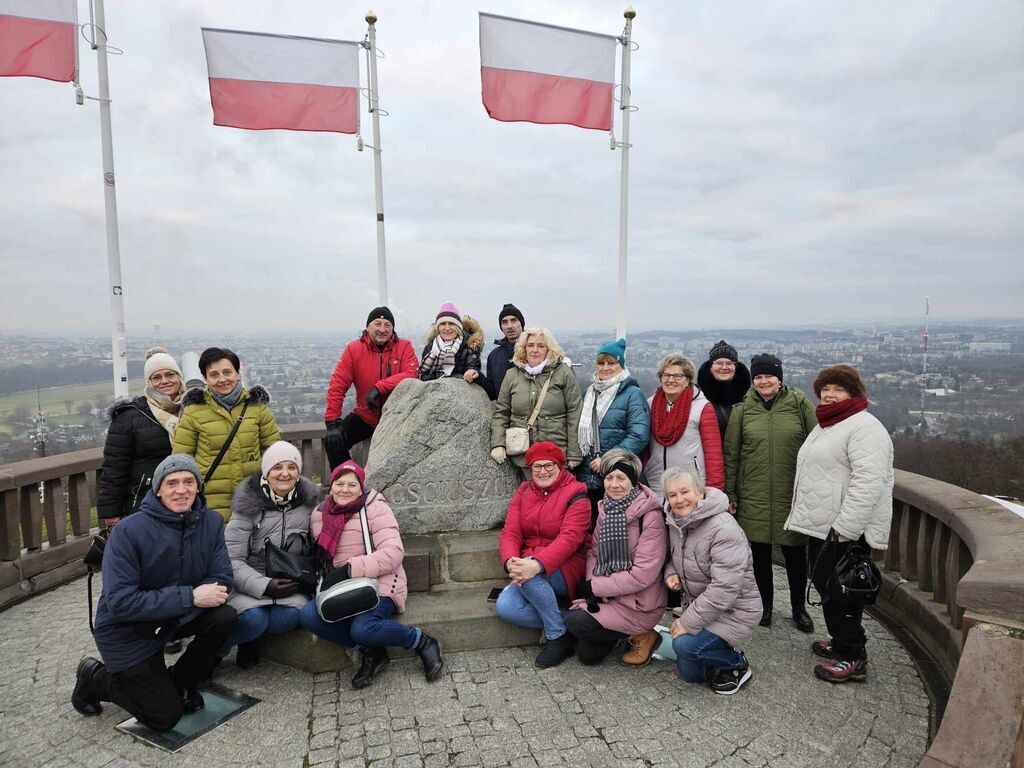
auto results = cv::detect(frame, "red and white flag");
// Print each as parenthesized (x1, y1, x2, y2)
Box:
(479, 12, 616, 131)
(0, 0, 77, 82)
(201, 28, 360, 134)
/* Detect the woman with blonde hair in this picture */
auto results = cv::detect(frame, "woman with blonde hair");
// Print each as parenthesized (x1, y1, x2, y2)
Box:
(490, 327, 583, 472)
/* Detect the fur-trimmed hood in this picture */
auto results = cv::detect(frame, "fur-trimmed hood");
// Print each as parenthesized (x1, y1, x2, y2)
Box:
(105, 395, 147, 421)
(696, 360, 751, 408)
(182, 384, 272, 409)
(423, 315, 484, 352)
(230, 472, 320, 521)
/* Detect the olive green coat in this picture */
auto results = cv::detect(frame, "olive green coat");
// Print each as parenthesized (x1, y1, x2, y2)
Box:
(490, 359, 584, 468)
(172, 386, 281, 521)
(723, 385, 816, 546)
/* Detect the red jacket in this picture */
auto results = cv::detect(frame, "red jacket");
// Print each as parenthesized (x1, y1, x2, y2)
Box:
(499, 470, 590, 600)
(324, 332, 419, 426)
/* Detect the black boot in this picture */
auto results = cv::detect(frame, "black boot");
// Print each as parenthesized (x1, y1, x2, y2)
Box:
(792, 609, 814, 634)
(170, 665, 204, 714)
(759, 609, 772, 628)
(351, 646, 390, 689)
(415, 634, 445, 682)
(72, 657, 104, 716)
(534, 633, 575, 669)
(235, 641, 259, 669)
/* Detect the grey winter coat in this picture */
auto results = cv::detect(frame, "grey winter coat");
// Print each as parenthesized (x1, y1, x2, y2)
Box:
(786, 410, 894, 550)
(224, 473, 319, 613)
(664, 487, 763, 648)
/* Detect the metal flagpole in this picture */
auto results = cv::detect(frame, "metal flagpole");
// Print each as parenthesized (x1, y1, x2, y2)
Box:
(85, 0, 129, 398)
(614, 7, 635, 341)
(364, 10, 388, 306)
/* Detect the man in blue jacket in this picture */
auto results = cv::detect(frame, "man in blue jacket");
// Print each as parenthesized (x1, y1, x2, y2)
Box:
(485, 303, 525, 400)
(72, 454, 235, 731)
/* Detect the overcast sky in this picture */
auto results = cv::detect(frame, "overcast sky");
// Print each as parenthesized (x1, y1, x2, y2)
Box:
(2, 0, 1022, 338)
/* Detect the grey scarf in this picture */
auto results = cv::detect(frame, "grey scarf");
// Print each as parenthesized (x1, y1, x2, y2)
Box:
(211, 381, 244, 411)
(594, 485, 642, 576)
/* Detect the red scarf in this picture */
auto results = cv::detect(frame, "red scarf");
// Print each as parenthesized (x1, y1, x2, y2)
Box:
(651, 386, 695, 446)
(317, 493, 367, 558)
(816, 396, 868, 428)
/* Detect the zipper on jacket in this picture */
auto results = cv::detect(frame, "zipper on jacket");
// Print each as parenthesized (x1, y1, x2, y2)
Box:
(179, 518, 187, 583)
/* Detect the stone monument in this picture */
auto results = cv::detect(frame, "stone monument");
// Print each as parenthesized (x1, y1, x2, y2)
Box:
(364, 377, 521, 533)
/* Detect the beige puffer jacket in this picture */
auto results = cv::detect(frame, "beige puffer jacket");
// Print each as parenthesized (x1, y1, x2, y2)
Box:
(786, 410, 894, 549)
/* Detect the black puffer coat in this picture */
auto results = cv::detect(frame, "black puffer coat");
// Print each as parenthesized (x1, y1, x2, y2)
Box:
(696, 360, 752, 438)
(97, 397, 174, 520)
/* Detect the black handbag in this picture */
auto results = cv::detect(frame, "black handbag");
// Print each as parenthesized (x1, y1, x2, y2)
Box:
(263, 534, 318, 594)
(84, 527, 111, 634)
(808, 530, 882, 607)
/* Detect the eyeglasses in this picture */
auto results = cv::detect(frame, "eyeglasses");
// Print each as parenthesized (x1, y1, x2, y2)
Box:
(660, 373, 687, 382)
(531, 462, 558, 473)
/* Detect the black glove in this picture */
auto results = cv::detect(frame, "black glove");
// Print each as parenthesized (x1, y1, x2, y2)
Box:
(324, 418, 342, 430)
(263, 578, 299, 599)
(325, 422, 346, 462)
(577, 580, 594, 600)
(366, 387, 381, 411)
(321, 564, 352, 590)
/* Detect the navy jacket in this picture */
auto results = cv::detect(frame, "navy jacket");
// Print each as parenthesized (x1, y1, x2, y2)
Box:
(575, 376, 651, 490)
(93, 491, 232, 673)
(485, 338, 516, 401)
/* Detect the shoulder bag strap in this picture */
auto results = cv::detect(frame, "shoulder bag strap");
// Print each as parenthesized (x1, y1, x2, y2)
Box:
(359, 493, 376, 555)
(526, 374, 553, 429)
(203, 399, 251, 485)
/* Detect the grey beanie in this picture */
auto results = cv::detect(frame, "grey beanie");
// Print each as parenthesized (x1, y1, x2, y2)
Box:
(152, 454, 202, 493)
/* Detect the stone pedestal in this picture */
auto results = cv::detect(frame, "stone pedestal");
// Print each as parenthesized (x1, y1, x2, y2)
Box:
(364, 377, 520, 533)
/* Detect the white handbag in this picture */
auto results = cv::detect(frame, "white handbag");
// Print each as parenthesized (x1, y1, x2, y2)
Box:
(315, 504, 380, 622)
(504, 375, 552, 456)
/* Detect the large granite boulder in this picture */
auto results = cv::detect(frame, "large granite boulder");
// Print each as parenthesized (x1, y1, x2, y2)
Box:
(364, 377, 521, 533)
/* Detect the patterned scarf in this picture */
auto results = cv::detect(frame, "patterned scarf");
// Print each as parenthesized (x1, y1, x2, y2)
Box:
(419, 333, 463, 380)
(578, 368, 631, 456)
(650, 386, 695, 446)
(260, 476, 298, 509)
(144, 385, 183, 443)
(594, 485, 642, 575)
(816, 395, 868, 427)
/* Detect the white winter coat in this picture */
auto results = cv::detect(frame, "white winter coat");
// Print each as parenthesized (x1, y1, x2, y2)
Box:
(786, 410, 894, 549)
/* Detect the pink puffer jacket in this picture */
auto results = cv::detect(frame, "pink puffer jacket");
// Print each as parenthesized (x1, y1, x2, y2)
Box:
(310, 491, 409, 613)
(570, 484, 668, 636)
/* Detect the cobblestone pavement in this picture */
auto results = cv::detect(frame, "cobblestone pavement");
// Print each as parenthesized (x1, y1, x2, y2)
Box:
(0, 571, 930, 768)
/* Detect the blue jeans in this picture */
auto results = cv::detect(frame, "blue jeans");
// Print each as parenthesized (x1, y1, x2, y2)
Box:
(495, 569, 569, 640)
(299, 597, 420, 650)
(220, 604, 301, 657)
(672, 628, 745, 682)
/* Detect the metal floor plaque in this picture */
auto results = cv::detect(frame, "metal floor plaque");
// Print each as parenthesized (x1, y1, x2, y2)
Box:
(115, 682, 260, 753)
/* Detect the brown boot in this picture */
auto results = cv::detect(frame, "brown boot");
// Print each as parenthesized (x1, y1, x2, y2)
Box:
(620, 630, 660, 666)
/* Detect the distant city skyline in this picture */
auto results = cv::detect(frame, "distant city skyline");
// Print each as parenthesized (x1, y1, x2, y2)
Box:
(2, 1, 1022, 333)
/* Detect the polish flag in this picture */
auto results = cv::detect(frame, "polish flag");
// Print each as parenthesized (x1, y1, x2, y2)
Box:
(201, 28, 360, 134)
(479, 12, 616, 131)
(0, 0, 77, 83)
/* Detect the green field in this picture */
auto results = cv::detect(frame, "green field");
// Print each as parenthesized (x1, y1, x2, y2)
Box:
(0, 379, 146, 435)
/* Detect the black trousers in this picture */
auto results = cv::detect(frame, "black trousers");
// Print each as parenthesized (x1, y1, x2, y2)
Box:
(565, 610, 627, 665)
(325, 413, 375, 470)
(749, 542, 807, 615)
(93, 605, 236, 732)
(807, 537, 868, 661)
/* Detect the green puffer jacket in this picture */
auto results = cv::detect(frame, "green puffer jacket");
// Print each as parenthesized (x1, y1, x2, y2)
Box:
(491, 359, 584, 468)
(723, 385, 816, 546)
(172, 386, 281, 521)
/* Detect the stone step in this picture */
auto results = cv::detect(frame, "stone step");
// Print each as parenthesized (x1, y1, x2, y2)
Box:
(255, 581, 538, 673)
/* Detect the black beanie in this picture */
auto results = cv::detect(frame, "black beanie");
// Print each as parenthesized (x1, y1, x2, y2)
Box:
(498, 303, 525, 328)
(750, 353, 783, 381)
(708, 340, 738, 362)
(366, 306, 395, 327)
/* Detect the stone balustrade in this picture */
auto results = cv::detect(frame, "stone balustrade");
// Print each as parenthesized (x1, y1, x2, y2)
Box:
(1, 428, 1023, 767)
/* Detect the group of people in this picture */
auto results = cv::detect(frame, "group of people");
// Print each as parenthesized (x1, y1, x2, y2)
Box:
(74, 300, 894, 731)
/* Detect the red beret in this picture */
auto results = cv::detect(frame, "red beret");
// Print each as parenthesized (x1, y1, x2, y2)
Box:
(525, 441, 566, 468)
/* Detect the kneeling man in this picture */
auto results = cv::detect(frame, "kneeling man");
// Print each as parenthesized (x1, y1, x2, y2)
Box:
(72, 454, 235, 731)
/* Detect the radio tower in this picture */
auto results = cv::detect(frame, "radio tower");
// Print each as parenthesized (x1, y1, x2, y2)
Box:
(919, 296, 930, 429)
